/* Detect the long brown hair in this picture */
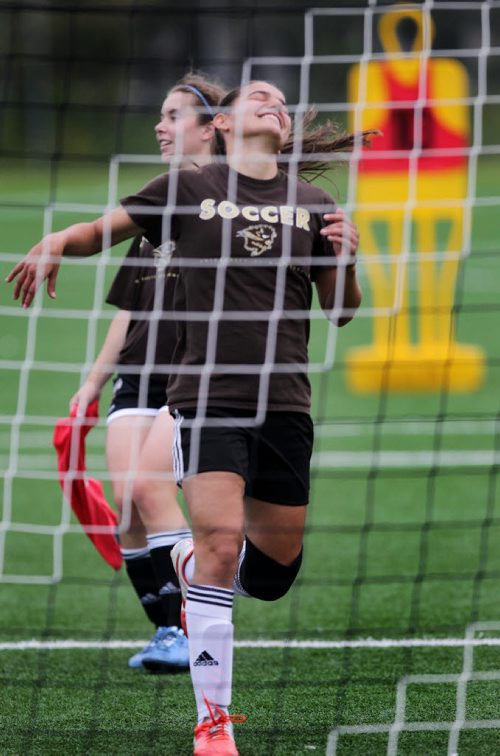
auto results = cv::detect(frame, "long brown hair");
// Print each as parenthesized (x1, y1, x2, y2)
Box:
(216, 83, 379, 180)
(281, 109, 379, 182)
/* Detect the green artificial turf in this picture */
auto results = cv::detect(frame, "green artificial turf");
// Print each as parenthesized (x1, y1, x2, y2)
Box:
(1, 157, 500, 753)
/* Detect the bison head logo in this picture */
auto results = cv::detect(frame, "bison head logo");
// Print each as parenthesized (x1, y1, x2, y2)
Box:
(153, 240, 176, 269)
(236, 224, 277, 256)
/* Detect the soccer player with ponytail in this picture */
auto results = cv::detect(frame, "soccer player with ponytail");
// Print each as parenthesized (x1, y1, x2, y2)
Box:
(70, 73, 226, 672)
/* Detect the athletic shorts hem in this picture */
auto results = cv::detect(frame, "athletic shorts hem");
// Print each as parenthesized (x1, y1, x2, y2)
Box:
(183, 465, 248, 483)
(107, 373, 168, 418)
(107, 408, 159, 425)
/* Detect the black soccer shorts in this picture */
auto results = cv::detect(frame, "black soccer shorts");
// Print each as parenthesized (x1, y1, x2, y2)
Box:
(172, 407, 314, 506)
(107, 373, 168, 421)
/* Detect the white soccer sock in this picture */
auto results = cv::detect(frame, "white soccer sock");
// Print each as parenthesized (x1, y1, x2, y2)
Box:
(120, 545, 150, 560)
(185, 584, 234, 723)
(146, 528, 192, 550)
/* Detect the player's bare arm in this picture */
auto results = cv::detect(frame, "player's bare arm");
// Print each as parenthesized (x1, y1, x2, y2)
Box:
(69, 309, 131, 417)
(5, 207, 143, 308)
(316, 209, 362, 326)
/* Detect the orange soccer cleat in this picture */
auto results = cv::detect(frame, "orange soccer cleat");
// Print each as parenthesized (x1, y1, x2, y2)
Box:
(193, 699, 246, 756)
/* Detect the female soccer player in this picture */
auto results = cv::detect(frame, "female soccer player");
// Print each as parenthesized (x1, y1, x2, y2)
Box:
(7, 80, 369, 754)
(70, 72, 226, 672)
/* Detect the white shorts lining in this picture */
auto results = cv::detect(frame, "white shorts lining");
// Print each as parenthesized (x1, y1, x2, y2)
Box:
(106, 408, 159, 426)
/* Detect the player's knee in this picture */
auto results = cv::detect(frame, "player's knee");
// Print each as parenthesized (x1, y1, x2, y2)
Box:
(212, 541, 241, 578)
(120, 504, 143, 536)
(131, 475, 166, 518)
(111, 483, 142, 534)
(244, 565, 301, 601)
(110, 482, 127, 516)
(198, 535, 242, 584)
(131, 476, 148, 510)
(238, 537, 303, 601)
(132, 477, 178, 526)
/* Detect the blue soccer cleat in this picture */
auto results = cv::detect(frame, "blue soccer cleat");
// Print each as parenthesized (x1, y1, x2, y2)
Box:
(128, 626, 173, 670)
(141, 625, 189, 673)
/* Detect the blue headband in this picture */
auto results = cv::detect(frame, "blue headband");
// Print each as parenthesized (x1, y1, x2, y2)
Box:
(182, 84, 216, 119)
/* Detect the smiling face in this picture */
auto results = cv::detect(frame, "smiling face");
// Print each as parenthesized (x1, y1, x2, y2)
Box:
(154, 90, 214, 162)
(219, 81, 292, 150)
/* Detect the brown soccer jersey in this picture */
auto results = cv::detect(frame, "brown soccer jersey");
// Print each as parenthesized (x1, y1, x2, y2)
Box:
(121, 163, 336, 413)
(106, 234, 178, 379)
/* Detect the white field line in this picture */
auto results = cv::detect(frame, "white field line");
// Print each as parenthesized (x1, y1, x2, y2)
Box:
(2, 637, 500, 652)
(0, 419, 496, 450)
(2, 449, 499, 475)
(312, 450, 500, 469)
(315, 420, 498, 439)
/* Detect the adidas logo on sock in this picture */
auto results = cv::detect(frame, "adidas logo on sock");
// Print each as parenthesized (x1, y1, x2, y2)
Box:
(159, 581, 181, 596)
(140, 592, 160, 605)
(194, 650, 219, 667)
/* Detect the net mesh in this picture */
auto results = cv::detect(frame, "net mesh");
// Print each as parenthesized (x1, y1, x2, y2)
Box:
(1, 2, 500, 753)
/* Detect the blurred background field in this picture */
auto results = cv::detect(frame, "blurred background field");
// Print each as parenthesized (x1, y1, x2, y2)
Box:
(1, 1, 500, 754)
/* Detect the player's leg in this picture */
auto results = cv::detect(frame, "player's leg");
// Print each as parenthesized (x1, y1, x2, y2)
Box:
(173, 501, 306, 602)
(132, 406, 191, 671)
(133, 406, 189, 532)
(171, 408, 248, 751)
(235, 499, 306, 600)
(173, 489, 305, 598)
(183, 471, 244, 586)
(173, 411, 311, 603)
(106, 411, 170, 640)
(181, 471, 245, 749)
(106, 411, 153, 548)
(235, 411, 312, 600)
(106, 373, 171, 668)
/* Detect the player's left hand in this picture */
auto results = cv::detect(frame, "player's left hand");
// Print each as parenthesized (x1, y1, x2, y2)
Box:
(320, 209, 359, 266)
(5, 239, 62, 308)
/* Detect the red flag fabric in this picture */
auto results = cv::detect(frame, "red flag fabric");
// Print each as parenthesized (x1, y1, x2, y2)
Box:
(53, 401, 122, 570)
